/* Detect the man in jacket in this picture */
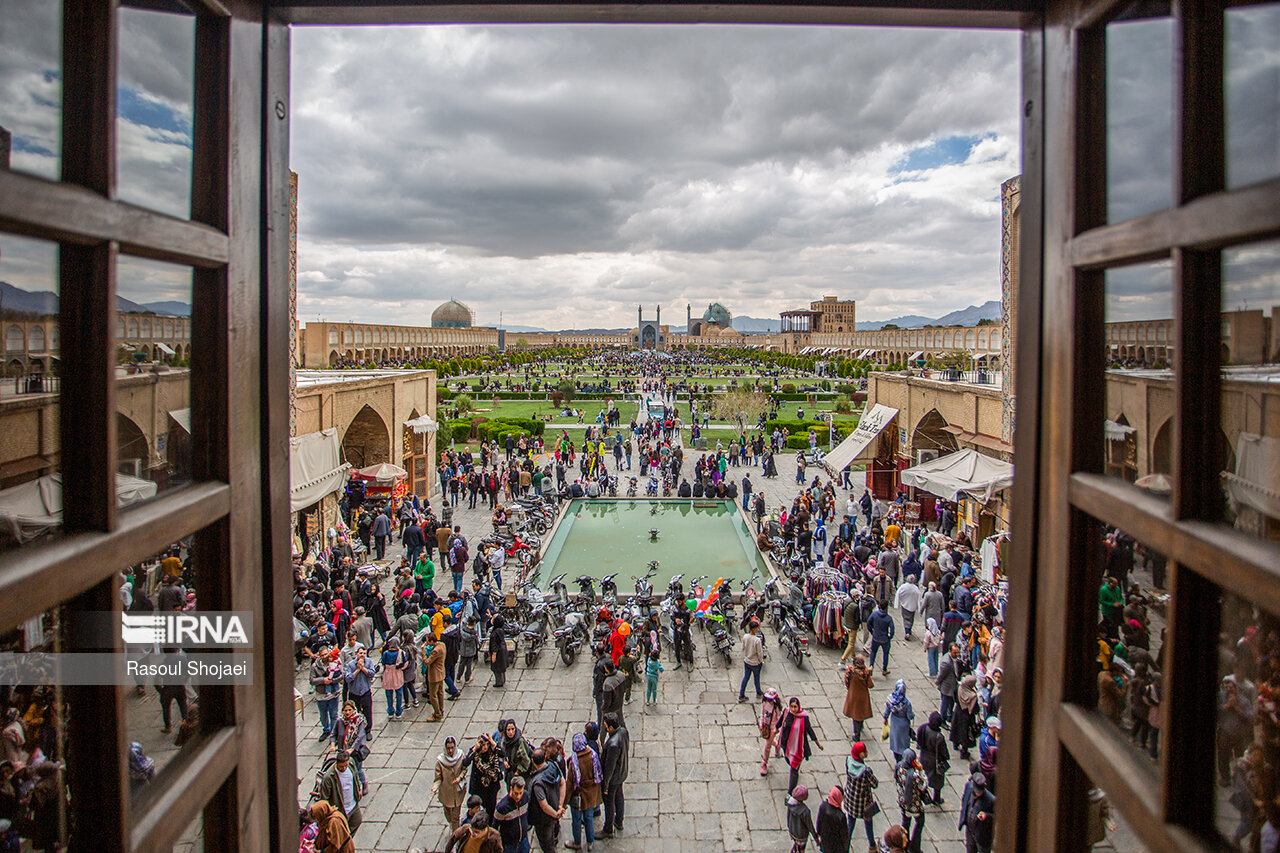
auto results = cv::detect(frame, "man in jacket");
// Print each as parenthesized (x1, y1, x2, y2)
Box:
(371, 511, 391, 560)
(527, 748, 564, 853)
(894, 574, 923, 640)
(440, 615, 462, 700)
(921, 582, 946, 632)
(317, 749, 363, 834)
(423, 634, 447, 722)
(866, 599, 895, 676)
(310, 642, 342, 742)
(445, 810, 501, 853)
(935, 644, 962, 723)
(402, 518, 425, 570)
(494, 775, 531, 853)
(600, 713, 629, 838)
(838, 594, 864, 665)
(959, 772, 996, 853)
(601, 663, 627, 728)
(592, 652, 613, 732)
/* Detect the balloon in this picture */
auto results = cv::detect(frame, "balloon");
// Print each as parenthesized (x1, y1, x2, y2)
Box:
(685, 598, 697, 610)
(618, 622, 632, 636)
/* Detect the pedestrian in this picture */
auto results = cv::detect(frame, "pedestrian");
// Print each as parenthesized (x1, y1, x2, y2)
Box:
(935, 644, 962, 723)
(880, 824, 909, 853)
(380, 635, 406, 720)
(780, 696, 824, 794)
(458, 616, 480, 685)
(923, 618, 943, 678)
(310, 644, 342, 742)
(894, 749, 929, 853)
(867, 600, 895, 676)
(566, 732, 603, 851)
(331, 701, 369, 796)
(343, 646, 375, 737)
(422, 633, 446, 722)
(432, 736, 467, 831)
(818, 785, 851, 853)
(601, 662, 627, 729)
(600, 712, 629, 838)
(738, 620, 764, 702)
(843, 741, 879, 853)
(309, 801, 355, 853)
(489, 615, 510, 688)
(894, 575, 921, 640)
(958, 772, 996, 853)
(841, 654, 874, 741)
(317, 749, 363, 835)
(760, 688, 786, 776)
(444, 810, 501, 853)
(461, 733, 505, 816)
(914, 712, 950, 805)
(951, 674, 980, 760)
(786, 785, 816, 852)
(399, 630, 420, 710)
(839, 594, 863, 665)
(494, 776, 532, 853)
(528, 748, 564, 853)
(883, 679, 915, 764)
(644, 649, 664, 706)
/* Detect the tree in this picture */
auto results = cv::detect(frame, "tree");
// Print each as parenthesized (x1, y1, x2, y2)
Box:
(549, 389, 564, 409)
(516, 337, 529, 349)
(977, 317, 998, 326)
(556, 379, 576, 404)
(881, 323, 901, 330)
(454, 393, 475, 414)
(711, 388, 771, 432)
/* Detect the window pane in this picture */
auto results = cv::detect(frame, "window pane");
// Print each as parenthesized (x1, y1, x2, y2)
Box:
(116, 7, 194, 219)
(0, 234, 63, 554)
(0, 0, 61, 180)
(1219, 240, 1279, 540)
(1104, 262, 1174, 491)
(1225, 3, 1280, 189)
(1106, 10, 1175, 223)
(1088, 517, 1169, 762)
(1214, 589, 1279, 849)
(1083, 769, 1154, 851)
(116, 255, 193, 500)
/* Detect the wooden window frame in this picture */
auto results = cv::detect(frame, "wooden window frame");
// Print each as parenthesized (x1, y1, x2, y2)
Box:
(8, 0, 1274, 850)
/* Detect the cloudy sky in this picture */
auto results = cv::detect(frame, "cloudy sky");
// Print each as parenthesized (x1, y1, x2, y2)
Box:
(0, 6, 1275, 329)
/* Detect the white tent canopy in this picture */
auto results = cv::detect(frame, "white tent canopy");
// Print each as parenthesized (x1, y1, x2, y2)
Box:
(1223, 432, 1280, 520)
(1103, 420, 1137, 442)
(290, 428, 350, 513)
(822, 404, 898, 475)
(356, 462, 408, 481)
(0, 473, 158, 543)
(155, 342, 176, 356)
(908, 351, 924, 362)
(404, 414, 439, 434)
(168, 409, 191, 434)
(901, 448, 1014, 504)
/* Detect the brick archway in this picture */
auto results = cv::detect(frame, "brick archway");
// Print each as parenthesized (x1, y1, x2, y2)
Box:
(342, 404, 390, 468)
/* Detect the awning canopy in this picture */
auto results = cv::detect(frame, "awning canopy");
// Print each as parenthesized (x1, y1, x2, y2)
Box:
(0, 473, 157, 543)
(404, 414, 439, 434)
(861, 349, 877, 359)
(901, 448, 1014, 504)
(356, 462, 408, 482)
(1103, 420, 1137, 442)
(290, 428, 350, 513)
(908, 351, 924, 362)
(942, 425, 1014, 454)
(168, 409, 191, 434)
(155, 342, 176, 356)
(1223, 432, 1280, 520)
(822, 404, 898, 474)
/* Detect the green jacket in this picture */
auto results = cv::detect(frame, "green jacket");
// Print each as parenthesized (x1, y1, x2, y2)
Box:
(414, 556, 435, 587)
(1099, 582, 1123, 617)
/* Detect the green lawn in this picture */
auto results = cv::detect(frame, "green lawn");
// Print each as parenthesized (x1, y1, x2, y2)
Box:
(465, 397, 639, 424)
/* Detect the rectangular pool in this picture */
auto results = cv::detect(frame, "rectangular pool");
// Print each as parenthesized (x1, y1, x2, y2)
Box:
(533, 499, 768, 591)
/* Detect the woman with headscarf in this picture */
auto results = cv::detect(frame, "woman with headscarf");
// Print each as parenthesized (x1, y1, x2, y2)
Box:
(310, 801, 355, 853)
(843, 741, 879, 853)
(432, 735, 467, 831)
(760, 689, 786, 776)
(780, 696, 824, 795)
(817, 786, 850, 853)
(922, 618, 943, 679)
(380, 635, 406, 720)
(882, 680, 915, 764)
(842, 655, 874, 741)
(786, 785, 816, 853)
(331, 597, 350, 641)
(880, 825, 909, 853)
(496, 718, 533, 785)
(332, 700, 369, 795)
(894, 749, 929, 853)
(489, 615, 509, 688)
(914, 712, 950, 806)
(977, 745, 998, 794)
(566, 732, 603, 850)
(951, 674, 980, 760)
(460, 732, 505, 816)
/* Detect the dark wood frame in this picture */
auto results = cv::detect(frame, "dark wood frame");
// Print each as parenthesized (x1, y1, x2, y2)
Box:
(5, 0, 1273, 850)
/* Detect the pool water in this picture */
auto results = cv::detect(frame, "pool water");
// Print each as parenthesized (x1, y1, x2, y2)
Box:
(533, 499, 768, 592)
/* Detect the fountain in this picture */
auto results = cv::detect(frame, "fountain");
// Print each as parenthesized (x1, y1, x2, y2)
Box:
(649, 528, 660, 541)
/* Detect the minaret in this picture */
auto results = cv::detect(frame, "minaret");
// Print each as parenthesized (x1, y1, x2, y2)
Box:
(638, 305, 642, 329)
(687, 304, 691, 332)
(656, 305, 660, 327)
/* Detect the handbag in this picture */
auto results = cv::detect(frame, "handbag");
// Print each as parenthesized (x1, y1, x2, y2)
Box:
(862, 799, 881, 820)
(881, 722, 890, 741)
(354, 744, 370, 761)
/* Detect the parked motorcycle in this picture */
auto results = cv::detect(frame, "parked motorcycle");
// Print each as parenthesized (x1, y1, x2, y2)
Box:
(522, 604, 550, 668)
(554, 609, 591, 666)
(699, 611, 733, 666)
(777, 609, 810, 668)
(626, 478, 638, 498)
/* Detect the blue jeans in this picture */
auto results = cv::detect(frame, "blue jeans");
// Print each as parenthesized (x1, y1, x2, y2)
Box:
(739, 662, 762, 699)
(940, 693, 956, 723)
(846, 814, 876, 847)
(445, 663, 459, 697)
(385, 687, 403, 717)
(406, 544, 421, 569)
(743, 494, 752, 511)
(571, 806, 596, 846)
(453, 571, 465, 593)
(870, 640, 890, 671)
(502, 838, 530, 853)
(316, 695, 339, 735)
(927, 646, 940, 677)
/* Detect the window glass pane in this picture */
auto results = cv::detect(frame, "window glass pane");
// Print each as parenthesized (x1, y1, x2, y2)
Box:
(1106, 10, 1175, 223)
(1214, 589, 1279, 849)
(1220, 240, 1279, 540)
(1088, 517, 1169, 762)
(116, 255, 192, 500)
(1225, 3, 1280, 189)
(116, 7, 194, 219)
(1083, 768, 1154, 851)
(0, 0, 61, 180)
(1104, 262, 1174, 491)
(0, 234, 62, 554)
(175, 812, 204, 853)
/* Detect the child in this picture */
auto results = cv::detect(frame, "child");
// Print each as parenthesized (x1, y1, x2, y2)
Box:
(759, 688, 785, 776)
(786, 785, 815, 852)
(644, 649, 664, 706)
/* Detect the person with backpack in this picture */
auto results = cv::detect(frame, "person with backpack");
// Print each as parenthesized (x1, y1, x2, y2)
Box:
(894, 749, 929, 853)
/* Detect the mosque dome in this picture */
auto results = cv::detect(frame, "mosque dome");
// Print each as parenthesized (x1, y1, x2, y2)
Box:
(431, 299, 474, 328)
(702, 302, 732, 326)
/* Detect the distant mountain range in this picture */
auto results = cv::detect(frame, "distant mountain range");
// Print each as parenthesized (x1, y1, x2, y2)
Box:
(856, 300, 1001, 330)
(0, 281, 191, 316)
